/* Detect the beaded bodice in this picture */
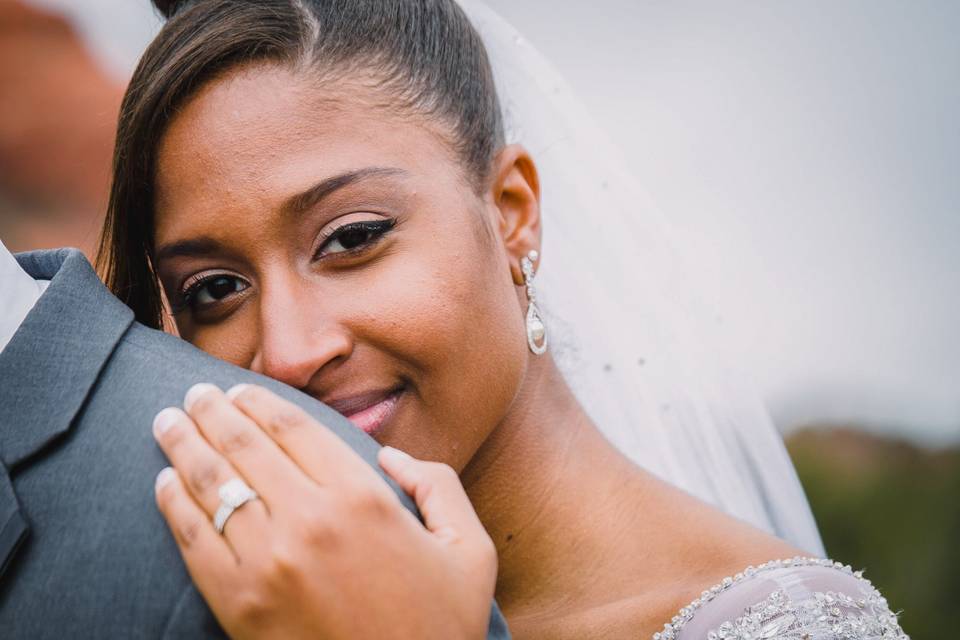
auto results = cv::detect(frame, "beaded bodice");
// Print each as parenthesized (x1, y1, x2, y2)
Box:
(652, 557, 909, 640)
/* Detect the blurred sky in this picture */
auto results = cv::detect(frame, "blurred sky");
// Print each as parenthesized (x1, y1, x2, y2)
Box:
(27, 0, 959, 446)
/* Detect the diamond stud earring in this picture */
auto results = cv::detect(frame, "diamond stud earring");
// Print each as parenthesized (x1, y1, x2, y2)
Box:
(521, 249, 547, 355)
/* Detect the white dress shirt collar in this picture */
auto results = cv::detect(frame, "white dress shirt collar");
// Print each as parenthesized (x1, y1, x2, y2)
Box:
(0, 240, 49, 354)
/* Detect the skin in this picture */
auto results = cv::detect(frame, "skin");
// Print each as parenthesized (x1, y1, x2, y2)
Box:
(152, 61, 804, 638)
(152, 383, 497, 639)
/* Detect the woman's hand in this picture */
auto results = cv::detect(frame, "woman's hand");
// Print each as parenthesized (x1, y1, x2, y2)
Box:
(151, 383, 497, 640)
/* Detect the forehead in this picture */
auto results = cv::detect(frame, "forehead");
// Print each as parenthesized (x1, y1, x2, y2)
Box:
(154, 61, 460, 210)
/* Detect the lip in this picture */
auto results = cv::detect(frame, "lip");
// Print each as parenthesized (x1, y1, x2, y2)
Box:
(323, 384, 405, 435)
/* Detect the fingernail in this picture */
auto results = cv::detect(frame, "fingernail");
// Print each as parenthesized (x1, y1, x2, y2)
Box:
(225, 383, 251, 401)
(184, 383, 219, 412)
(155, 467, 176, 491)
(153, 407, 183, 439)
(380, 446, 412, 464)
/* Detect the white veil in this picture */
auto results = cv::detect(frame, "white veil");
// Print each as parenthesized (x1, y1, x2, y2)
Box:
(459, 0, 825, 555)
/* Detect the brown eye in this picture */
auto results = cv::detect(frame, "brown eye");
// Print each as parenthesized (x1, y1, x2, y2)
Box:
(337, 227, 373, 250)
(184, 274, 249, 309)
(315, 218, 396, 259)
(206, 276, 239, 300)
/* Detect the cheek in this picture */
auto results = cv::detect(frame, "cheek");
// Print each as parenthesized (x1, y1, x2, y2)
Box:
(369, 235, 528, 468)
(177, 315, 258, 368)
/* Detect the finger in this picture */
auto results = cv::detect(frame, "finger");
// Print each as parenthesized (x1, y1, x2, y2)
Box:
(154, 466, 239, 599)
(377, 447, 489, 548)
(152, 406, 269, 552)
(182, 383, 315, 502)
(226, 384, 384, 491)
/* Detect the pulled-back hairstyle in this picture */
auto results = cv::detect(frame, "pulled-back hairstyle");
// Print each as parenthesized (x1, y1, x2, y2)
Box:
(97, 0, 505, 329)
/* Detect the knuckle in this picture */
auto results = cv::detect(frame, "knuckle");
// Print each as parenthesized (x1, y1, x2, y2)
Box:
(348, 487, 393, 519)
(188, 463, 223, 494)
(258, 540, 300, 587)
(231, 586, 269, 623)
(459, 531, 497, 579)
(299, 503, 332, 531)
(267, 540, 298, 574)
(428, 461, 459, 483)
(296, 504, 342, 547)
(177, 517, 204, 548)
(266, 408, 308, 437)
(233, 385, 272, 414)
(480, 534, 498, 566)
(478, 544, 499, 588)
(218, 427, 255, 455)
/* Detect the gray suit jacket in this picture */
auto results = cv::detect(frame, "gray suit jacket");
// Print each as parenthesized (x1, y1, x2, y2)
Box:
(0, 248, 509, 639)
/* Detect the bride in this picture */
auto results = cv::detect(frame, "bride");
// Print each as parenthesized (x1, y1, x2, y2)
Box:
(99, 0, 908, 637)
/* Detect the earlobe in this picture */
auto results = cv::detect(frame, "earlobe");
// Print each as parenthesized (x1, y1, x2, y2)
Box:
(490, 144, 542, 286)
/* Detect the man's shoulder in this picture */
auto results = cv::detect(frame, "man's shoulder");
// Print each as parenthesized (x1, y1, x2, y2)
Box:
(2, 325, 229, 637)
(104, 321, 273, 410)
(105, 322, 382, 464)
(119, 321, 229, 374)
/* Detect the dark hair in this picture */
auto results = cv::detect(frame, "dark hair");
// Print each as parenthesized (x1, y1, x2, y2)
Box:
(97, 0, 505, 329)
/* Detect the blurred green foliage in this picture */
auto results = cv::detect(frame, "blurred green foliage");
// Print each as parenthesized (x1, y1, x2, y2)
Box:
(786, 428, 960, 640)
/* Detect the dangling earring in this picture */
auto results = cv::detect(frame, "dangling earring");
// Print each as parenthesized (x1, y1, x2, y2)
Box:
(521, 249, 547, 355)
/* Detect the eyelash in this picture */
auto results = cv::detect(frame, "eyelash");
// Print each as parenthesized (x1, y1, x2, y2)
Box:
(312, 218, 397, 261)
(176, 217, 397, 312)
(176, 272, 242, 313)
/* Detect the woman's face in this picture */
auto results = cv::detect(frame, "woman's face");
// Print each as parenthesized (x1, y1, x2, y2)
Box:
(152, 62, 534, 470)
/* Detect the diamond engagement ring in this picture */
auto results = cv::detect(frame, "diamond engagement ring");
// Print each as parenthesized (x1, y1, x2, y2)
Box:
(213, 478, 259, 534)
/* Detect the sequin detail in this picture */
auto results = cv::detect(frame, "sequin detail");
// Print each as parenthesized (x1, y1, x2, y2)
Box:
(651, 556, 909, 640)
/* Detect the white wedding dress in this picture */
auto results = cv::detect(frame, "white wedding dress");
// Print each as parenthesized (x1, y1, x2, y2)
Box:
(655, 556, 909, 639)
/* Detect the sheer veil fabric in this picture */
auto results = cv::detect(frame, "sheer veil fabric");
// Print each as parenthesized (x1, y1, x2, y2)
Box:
(459, 0, 825, 555)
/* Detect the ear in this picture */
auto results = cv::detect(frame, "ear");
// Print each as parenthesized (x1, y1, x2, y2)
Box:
(488, 144, 542, 286)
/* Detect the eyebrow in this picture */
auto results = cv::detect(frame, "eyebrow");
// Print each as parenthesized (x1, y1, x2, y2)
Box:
(154, 166, 407, 264)
(281, 166, 407, 216)
(154, 237, 223, 264)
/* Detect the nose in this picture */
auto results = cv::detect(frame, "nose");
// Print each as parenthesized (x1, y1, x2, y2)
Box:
(250, 277, 354, 390)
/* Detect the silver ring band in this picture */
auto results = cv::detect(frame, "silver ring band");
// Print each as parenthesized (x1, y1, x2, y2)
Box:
(213, 477, 259, 534)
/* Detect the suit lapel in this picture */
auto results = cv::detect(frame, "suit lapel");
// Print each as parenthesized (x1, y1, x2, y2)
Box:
(0, 249, 134, 578)
(0, 249, 134, 468)
(0, 464, 28, 580)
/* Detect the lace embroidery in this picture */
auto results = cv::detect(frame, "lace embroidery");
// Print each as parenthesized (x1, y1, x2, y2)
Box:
(651, 556, 909, 640)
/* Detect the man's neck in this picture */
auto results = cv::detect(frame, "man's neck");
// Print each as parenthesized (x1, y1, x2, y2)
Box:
(0, 241, 47, 353)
